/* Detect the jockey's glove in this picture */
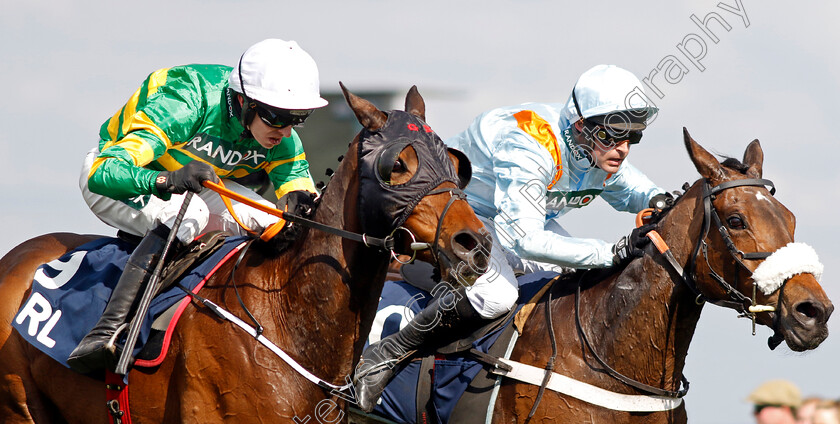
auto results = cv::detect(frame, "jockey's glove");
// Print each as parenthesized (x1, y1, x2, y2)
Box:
(276, 190, 317, 219)
(273, 190, 318, 241)
(649, 192, 675, 211)
(155, 161, 219, 195)
(611, 223, 656, 267)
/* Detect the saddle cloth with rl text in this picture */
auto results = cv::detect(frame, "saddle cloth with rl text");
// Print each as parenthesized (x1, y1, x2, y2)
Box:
(12, 235, 248, 371)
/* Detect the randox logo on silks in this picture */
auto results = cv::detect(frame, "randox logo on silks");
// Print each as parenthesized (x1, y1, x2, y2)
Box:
(183, 133, 267, 168)
(546, 188, 603, 211)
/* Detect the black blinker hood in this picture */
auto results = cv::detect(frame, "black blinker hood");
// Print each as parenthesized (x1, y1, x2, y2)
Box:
(357, 110, 460, 237)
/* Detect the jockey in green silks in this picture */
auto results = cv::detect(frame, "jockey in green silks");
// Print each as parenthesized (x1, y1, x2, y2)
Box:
(69, 39, 327, 374)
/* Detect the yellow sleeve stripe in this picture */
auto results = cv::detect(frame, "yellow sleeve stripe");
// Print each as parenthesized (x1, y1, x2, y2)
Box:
(88, 133, 157, 178)
(128, 111, 173, 150)
(119, 90, 143, 138)
(101, 111, 172, 168)
(276, 177, 316, 198)
(158, 148, 223, 174)
(117, 133, 157, 167)
(106, 108, 123, 142)
(88, 156, 109, 179)
(264, 152, 307, 174)
(121, 68, 169, 138)
(145, 68, 169, 97)
(105, 68, 170, 142)
(154, 154, 184, 172)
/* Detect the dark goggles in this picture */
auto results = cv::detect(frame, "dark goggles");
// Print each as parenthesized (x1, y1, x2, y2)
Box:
(253, 101, 313, 128)
(581, 119, 643, 146)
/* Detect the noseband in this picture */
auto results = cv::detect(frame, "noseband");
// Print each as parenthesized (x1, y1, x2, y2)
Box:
(390, 186, 467, 267)
(683, 178, 776, 312)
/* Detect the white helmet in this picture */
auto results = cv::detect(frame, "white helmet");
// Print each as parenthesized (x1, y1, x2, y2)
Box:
(565, 64, 657, 131)
(229, 39, 328, 110)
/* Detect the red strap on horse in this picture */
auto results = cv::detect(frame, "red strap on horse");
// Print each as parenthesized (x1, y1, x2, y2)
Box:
(105, 371, 132, 424)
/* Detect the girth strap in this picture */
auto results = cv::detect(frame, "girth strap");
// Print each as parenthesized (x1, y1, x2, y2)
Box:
(489, 358, 685, 412)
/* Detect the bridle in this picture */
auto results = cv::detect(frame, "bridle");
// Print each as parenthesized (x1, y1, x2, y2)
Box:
(202, 180, 465, 271)
(568, 177, 781, 400)
(390, 185, 467, 267)
(683, 178, 779, 319)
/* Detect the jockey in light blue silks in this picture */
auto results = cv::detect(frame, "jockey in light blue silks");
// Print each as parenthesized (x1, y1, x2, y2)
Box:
(354, 65, 672, 412)
(447, 64, 670, 320)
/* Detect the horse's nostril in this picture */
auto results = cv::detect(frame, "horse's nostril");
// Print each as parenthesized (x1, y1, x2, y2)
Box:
(795, 301, 822, 320)
(454, 232, 478, 252)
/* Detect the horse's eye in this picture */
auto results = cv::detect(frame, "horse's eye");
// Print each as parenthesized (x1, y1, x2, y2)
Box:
(376, 141, 414, 185)
(393, 158, 406, 173)
(727, 215, 746, 229)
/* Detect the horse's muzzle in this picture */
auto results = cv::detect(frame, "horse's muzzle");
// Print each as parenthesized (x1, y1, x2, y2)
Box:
(778, 275, 834, 351)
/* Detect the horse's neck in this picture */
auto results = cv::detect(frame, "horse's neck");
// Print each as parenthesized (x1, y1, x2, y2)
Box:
(255, 153, 390, 380)
(590, 184, 707, 390)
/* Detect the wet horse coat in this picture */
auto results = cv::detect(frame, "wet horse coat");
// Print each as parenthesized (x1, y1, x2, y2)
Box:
(490, 130, 832, 423)
(0, 85, 490, 423)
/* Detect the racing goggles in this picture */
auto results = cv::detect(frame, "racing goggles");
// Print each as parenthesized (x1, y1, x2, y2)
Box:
(581, 119, 643, 145)
(254, 102, 313, 128)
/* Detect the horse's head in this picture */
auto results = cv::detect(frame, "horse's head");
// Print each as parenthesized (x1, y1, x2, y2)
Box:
(683, 128, 833, 351)
(339, 83, 490, 285)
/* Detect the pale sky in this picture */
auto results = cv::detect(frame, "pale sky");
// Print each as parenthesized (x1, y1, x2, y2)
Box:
(1, 1, 838, 422)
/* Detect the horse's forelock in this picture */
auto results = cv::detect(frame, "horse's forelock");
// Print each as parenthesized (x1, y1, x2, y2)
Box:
(719, 157, 750, 174)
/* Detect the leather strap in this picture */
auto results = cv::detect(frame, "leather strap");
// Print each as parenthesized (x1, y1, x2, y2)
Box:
(105, 371, 132, 424)
(203, 180, 395, 251)
(416, 355, 436, 424)
(490, 358, 684, 412)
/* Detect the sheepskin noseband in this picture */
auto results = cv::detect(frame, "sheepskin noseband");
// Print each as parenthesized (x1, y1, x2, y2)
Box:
(751, 242, 824, 295)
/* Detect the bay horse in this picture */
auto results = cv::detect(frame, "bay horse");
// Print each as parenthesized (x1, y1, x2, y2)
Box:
(0, 85, 491, 423)
(491, 129, 832, 423)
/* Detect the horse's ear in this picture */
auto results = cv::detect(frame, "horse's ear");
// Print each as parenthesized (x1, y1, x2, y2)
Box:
(405, 85, 426, 121)
(340, 81, 387, 131)
(683, 127, 725, 184)
(742, 139, 764, 178)
(447, 148, 472, 189)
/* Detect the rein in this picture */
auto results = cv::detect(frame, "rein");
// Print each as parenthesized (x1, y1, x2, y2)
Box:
(203, 180, 466, 265)
(175, 283, 354, 393)
(574, 271, 690, 399)
(566, 178, 776, 400)
(204, 180, 407, 254)
(196, 178, 467, 392)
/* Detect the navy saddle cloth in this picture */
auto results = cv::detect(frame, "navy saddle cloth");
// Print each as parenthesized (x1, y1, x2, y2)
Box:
(12, 235, 247, 370)
(366, 272, 558, 424)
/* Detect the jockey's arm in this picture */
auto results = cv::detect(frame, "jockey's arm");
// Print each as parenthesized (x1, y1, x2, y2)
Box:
(87, 153, 164, 201)
(87, 67, 205, 201)
(491, 133, 616, 269)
